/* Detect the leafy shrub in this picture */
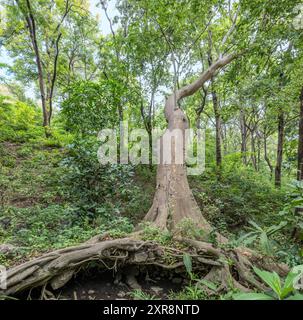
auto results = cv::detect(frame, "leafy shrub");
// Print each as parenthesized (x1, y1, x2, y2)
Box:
(237, 220, 287, 256)
(61, 80, 120, 135)
(0, 95, 43, 143)
(191, 164, 286, 232)
(233, 266, 303, 300)
(278, 180, 303, 239)
(60, 136, 148, 221)
(140, 222, 173, 245)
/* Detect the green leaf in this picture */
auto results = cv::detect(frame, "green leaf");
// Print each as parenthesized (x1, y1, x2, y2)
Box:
(237, 232, 258, 245)
(253, 267, 282, 298)
(260, 232, 271, 255)
(267, 221, 287, 236)
(280, 272, 297, 299)
(290, 198, 303, 208)
(285, 294, 303, 300)
(248, 220, 263, 232)
(291, 265, 303, 290)
(183, 253, 192, 276)
(233, 292, 274, 300)
(197, 279, 217, 291)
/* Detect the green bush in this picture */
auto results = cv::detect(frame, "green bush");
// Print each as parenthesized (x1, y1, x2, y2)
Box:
(60, 136, 149, 221)
(191, 164, 286, 232)
(0, 95, 44, 143)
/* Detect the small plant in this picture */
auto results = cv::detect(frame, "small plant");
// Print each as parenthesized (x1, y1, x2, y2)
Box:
(237, 220, 287, 255)
(175, 218, 206, 240)
(130, 289, 156, 300)
(233, 266, 303, 300)
(180, 253, 218, 300)
(140, 222, 173, 245)
(170, 285, 207, 300)
(278, 180, 303, 240)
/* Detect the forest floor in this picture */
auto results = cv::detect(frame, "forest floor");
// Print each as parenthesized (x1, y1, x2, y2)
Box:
(44, 267, 183, 300)
(13, 265, 185, 300)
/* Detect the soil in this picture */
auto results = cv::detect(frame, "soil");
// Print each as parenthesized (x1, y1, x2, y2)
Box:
(22, 266, 186, 300)
(62, 266, 185, 300)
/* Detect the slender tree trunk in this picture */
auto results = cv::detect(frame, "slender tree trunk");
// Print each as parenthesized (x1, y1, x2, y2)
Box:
(293, 87, 303, 239)
(48, 32, 62, 125)
(221, 123, 227, 155)
(17, 0, 49, 131)
(275, 110, 285, 187)
(207, 29, 222, 167)
(240, 108, 247, 164)
(118, 105, 124, 164)
(17, 0, 69, 137)
(257, 134, 261, 171)
(212, 83, 222, 167)
(297, 86, 303, 181)
(195, 85, 207, 128)
(140, 92, 154, 169)
(264, 134, 273, 177)
(250, 130, 257, 171)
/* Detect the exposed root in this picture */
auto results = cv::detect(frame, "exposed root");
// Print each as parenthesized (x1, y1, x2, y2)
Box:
(178, 237, 288, 292)
(0, 233, 289, 298)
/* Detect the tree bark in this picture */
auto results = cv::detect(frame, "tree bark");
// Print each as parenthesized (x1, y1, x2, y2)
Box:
(16, 0, 70, 136)
(250, 130, 257, 171)
(275, 109, 285, 187)
(140, 97, 153, 169)
(17, 0, 49, 130)
(195, 85, 207, 128)
(240, 108, 247, 164)
(211, 80, 222, 167)
(208, 30, 222, 167)
(264, 134, 273, 177)
(297, 86, 303, 181)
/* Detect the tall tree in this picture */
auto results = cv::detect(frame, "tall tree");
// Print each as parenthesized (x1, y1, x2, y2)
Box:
(298, 86, 303, 181)
(208, 29, 222, 167)
(2, 0, 88, 135)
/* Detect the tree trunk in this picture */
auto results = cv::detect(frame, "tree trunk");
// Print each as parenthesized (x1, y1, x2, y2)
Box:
(195, 85, 207, 128)
(207, 29, 222, 168)
(211, 80, 222, 167)
(297, 86, 303, 181)
(264, 135, 273, 177)
(18, 0, 49, 132)
(293, 86, 303, 238)
(250, 130, 257, 171)
(257, 133, 261, 171)
(221, 123, 227, 155)
(141, 91, 155, 169)
(143, 53, 237, 234)
(240, 108, 247, 164)
(17, 0, 67, 137)
(275, 110, 285, 187)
